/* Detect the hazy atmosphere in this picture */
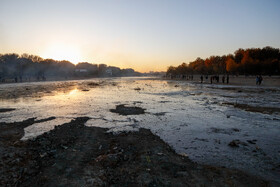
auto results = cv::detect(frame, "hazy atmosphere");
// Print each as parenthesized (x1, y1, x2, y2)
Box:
(1, 0, 280, 72)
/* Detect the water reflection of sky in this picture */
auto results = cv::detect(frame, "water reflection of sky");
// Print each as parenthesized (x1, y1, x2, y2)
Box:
(0, 78, 280, 183)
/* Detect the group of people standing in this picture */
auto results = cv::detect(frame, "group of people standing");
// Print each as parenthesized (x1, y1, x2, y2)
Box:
(170, 74, 265, 86)
(200, 75, 229, 84)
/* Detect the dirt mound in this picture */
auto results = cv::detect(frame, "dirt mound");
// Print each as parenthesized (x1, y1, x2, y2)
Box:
(110, 104, 146, 115)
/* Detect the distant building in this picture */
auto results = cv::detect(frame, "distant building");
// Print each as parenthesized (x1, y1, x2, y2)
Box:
(75, 69, 88, 73)
(105, 68, 113, 76)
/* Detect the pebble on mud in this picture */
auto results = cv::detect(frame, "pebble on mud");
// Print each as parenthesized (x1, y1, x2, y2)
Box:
(247, 140, 257, 144)
(228, 140, 248, 147)
(229, 140, 240, 147)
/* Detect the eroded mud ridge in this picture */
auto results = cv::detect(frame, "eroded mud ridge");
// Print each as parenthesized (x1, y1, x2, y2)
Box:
(0, 118, 268, 186)
(223, 102, 280, 115)
(0, 108, 16, 113)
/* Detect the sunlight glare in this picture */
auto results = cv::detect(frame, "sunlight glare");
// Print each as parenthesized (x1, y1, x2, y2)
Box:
(69, 88, 78, 96)
(43, 44, 81, 65)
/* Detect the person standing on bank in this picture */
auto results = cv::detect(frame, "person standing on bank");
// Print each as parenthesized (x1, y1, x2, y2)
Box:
(226, 75, 229, 84)
(256, 75, 260, 85)
(222, 75, 225, 83)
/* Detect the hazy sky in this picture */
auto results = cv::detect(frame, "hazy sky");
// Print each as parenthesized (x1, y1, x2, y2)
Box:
(1, 0, 280, 72)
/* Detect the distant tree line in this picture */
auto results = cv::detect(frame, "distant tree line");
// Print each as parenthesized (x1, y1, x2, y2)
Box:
(0, 53, 141, 82)
(167, 46, 280, 76)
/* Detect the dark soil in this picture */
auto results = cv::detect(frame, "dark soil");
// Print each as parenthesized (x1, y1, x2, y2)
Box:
(0, 117, 269, 186)
(110, 104, 146, 115)
(0, 108, 16, 113)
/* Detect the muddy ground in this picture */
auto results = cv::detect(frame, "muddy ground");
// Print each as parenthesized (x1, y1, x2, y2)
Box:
(0, 80, 113, 100)
(0, 117, 269, 186)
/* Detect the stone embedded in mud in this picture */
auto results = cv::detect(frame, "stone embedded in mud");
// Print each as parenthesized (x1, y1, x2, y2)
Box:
(153, 112, 166, 116)
(229, 140, 240, 147)
(247, 140, 257, 144)
(228, 139, 248, 147)
(110, 104, 146, 115)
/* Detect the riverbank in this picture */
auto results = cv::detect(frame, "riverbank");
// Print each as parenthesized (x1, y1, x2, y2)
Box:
(0, 117, 269, 186)
(164, 75, 280, 87)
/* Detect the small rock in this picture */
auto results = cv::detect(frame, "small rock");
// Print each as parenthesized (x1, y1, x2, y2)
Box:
(179, 153, 188, 157)
(61, 145, 68, 149)
(247, 140, 257, 144)
(232, 128, 240, 132)
(40, 152, 47, 158)
(228, 140, 240, 147)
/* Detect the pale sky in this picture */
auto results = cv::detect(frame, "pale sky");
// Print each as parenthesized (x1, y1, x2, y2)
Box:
(1, 0, 280, 72)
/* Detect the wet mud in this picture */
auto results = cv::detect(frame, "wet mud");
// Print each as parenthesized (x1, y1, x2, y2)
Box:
(0, 118, 269, 186)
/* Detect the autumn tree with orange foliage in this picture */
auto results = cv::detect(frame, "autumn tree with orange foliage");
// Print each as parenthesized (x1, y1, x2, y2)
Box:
(166, 46, 280, 76)
(226, 57, 238, 73)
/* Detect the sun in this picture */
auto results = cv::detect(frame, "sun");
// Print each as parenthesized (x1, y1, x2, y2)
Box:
(42, 43, 81, 65)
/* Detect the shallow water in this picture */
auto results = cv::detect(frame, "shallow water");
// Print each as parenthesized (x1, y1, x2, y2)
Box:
(1, 77, 280, 183)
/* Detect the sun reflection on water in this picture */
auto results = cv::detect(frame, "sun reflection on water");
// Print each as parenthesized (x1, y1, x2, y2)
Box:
(68, 88, 79, 96)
